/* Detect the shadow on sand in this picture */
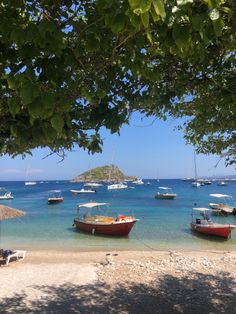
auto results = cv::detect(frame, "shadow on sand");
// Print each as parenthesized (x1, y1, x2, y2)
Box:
(1, 271, 236, 313)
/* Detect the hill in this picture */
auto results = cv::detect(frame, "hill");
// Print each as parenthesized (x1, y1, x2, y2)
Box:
(70, 165, 136, 183)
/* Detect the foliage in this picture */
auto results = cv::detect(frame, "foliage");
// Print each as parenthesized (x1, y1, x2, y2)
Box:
(0, 0, 236, 163)
(70, 165, 135, 182)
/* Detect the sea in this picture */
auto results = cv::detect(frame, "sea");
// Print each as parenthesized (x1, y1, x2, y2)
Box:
(1, 179, 236, 252)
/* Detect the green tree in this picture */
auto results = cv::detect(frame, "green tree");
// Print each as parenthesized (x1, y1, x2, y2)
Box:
(0, 0, 235, 163)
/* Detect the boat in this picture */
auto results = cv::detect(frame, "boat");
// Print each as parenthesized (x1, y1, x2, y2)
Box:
(47, 190, 64, 204)
(107, 182, 128, 190)
(155, 187, 177, 199)
(209, 194, 236, 215)
(70, 188, 96, 194)
(84, 182, 103, 187)
(132, 178, 144, 185)
(191, 207, 236, 238)
(25, 181, 37, 186)
(217, 181, 227, 186)
(0, 188, 14, 200)
(192, 151, 201, 187)
(73, 202, 139, 236)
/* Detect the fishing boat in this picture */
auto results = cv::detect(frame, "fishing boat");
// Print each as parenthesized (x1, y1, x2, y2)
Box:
(73, 202, 138, 236)
(155, 187, 177, 199)
(107, 182, 128, 190)
(191, 207, 236, 238)
(70, 188, 96, 194)
(209, 194, 236, 215)
(47, 190, 64, 204)
(0, 188, 14, 200)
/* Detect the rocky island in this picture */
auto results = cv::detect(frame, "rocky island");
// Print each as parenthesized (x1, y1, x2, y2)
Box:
(70, 165, 136, 183)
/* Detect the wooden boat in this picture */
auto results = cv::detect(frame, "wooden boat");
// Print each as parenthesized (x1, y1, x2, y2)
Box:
(191, 207, 236, 239)
(73, 202, 138, 236)
(48, 190, 64, 204)
(155, 187, 177, 199)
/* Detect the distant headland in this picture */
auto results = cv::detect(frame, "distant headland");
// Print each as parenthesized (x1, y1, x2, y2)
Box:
(70, 165, 136, 183)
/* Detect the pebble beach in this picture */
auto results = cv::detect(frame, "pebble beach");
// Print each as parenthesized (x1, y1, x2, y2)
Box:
(1, 250, 236, 313)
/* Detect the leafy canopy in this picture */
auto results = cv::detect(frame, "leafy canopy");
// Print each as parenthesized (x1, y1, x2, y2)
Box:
(0, 0, 236, 163)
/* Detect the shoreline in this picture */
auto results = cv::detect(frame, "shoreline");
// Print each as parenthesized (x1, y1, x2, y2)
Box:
(1, 249, 236, 313)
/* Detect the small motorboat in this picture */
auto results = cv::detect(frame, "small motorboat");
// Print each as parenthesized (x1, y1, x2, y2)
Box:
(0, 188, 14, 200)
(25, 181, 37, 186)
(70, 188, 96, 194)
(132, 178, 144, 185)
(48, 190, 64, 204)
(107, 183, 128, 190)
(191, 207, 236, 239)
(73, 202, 139, 236)
(155, 187, 177, 199)
(217, 181, 227, 186)
(209, 194, 236, 215)
(84, 182, 103, 187)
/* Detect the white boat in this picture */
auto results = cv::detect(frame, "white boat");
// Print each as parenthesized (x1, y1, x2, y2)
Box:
(70, 188, 96, 194)
(192, 181, 201, 187)
(209, 194, 236, 215)
(107, 183, 128, 190)
(132, 178, 144, 185)
(0, 188, 14, 200)
(48, 190, 64, 204)
(25, 181, 37, 186)
(84, 182, 103, 187)
(217, 181, 227, 186)
(155, 187, 177, 199)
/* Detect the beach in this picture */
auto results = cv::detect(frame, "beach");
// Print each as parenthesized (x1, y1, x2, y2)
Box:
(1, 250, 236, 313)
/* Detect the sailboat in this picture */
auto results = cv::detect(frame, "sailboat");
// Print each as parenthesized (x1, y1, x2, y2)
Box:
(25, 166, 37, 186)
(192, 151, 201, 187)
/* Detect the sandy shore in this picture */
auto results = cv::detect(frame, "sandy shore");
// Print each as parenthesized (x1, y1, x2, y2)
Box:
(1, 250, 236, 313)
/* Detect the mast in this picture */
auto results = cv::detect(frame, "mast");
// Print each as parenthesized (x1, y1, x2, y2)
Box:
(194, 151, 198, 180)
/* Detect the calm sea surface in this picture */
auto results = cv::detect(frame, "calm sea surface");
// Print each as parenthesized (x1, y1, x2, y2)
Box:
(1, 179, 236, 251)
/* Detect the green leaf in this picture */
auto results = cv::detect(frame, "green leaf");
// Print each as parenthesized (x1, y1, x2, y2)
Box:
(20, 82, 40, 105)
(152, 0, 166, 19)
(212, 18, 223, 37)
(141, 12, 149, 28)
(150, 7, 160, 22)
(172, 25, 190, 51)
(191, 14, 206, 31)
(111, 14, 126, 33)
(129, 0, 152, 15)
(51, 114, 64, 133)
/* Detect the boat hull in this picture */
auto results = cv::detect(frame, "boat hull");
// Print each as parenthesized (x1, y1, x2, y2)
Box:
(74, 219, 137, 236)
(155, 194, 176, 199)
(48, 198, 64, 204)
(191, 223, 234, 238)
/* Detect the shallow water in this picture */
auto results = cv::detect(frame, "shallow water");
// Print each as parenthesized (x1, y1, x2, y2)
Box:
(1, 179, 236, 251)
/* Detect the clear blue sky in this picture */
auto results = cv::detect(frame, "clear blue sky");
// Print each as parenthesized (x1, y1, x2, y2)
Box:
(0, 113, 235, 181)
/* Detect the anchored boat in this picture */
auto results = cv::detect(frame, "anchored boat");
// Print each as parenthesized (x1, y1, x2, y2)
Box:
(191, 207, 236, 239)
(73, 202, 138, 236)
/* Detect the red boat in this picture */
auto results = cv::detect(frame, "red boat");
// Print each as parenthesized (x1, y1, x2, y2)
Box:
(191, 207, 236, 239)
(73, 202, 138, 236)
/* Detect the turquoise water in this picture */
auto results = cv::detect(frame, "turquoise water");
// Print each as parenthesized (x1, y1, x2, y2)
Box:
(1, 180, 236, 251)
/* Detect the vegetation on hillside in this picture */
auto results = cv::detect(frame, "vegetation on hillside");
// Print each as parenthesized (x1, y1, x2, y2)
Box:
(70, 165, 136, 182)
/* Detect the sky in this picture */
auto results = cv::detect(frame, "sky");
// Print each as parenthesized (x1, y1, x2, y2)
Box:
(0, 113, 235, 181)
